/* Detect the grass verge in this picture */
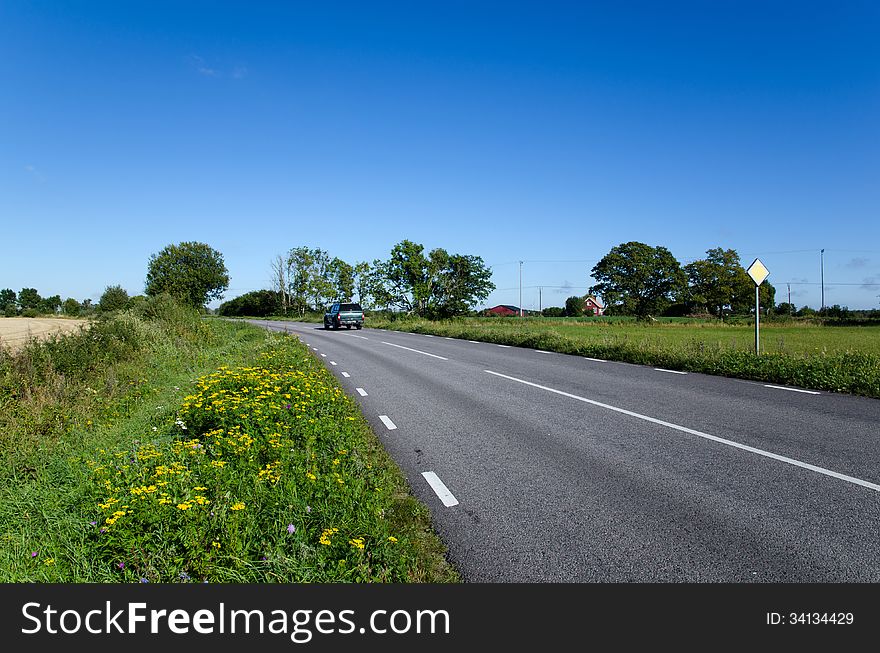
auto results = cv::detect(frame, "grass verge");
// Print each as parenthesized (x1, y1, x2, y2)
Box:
(0, 299, 457, 582)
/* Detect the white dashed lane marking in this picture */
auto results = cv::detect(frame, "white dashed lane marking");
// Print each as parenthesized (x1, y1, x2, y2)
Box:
(330, 361, 337, 366)
(421, 472, 459, 507)
(379, 415, 397, 431)
(765, 385, 821, 395)
(341, 372, 350, 378)
(655, 368, 687, 375)
(381, 341, 448, 360)
(356, 388, 368, 396)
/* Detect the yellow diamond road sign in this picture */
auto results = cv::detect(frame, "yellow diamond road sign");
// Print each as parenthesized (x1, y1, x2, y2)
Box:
(747, 258, 770, 286)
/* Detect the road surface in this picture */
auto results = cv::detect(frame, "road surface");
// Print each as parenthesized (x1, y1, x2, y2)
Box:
(250, 319, 880, 582)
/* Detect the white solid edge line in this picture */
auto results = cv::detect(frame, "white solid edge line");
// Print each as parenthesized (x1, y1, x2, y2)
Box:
(421, 471, 459, 507)
(380, 341, 448, 360)
(655, 368, 687, 375)
(584, 357, 607, 362)
(423, 334, 434, 337)
(379, 415, 397, 430)
(764, 385, 821, 395)
(356, 387, 368, 396)
(484, 369, 880, 493)
(330, 361, 337, 366)
(444, 337, 454, 340)
(497, 344, 510, 348)
(341, 372, 350, 378)
(468, 341, 479, 344)
(536, 350, 553, 354)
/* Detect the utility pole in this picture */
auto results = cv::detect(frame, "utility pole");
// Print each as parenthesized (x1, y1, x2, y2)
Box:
(539, 286, 542, 313)
(787, 283, 791, 315)
(820, 249, 825, 312)
(519, 261, 523, 318)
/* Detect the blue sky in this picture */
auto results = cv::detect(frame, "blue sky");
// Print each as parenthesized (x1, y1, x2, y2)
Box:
(2, 1, 878, 310)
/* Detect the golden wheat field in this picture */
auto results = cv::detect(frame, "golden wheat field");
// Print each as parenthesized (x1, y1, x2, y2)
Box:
(0, 317, 89, 351)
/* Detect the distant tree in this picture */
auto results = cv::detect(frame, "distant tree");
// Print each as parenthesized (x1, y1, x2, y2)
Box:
(822, 304, 850, 319)
(287, 246, 316, 315)
(731, 278, 775, 315)
(684, 248, 745, 318)
(353, 261, 373, 308)
(270, 254, 291, 315)
(39, 294, 62, 314)
(18, 287, 41, 311)
(542, 306, 565, 317)
(797, 305, 817, 317)
(145, 242, 229, 308)
(218, 290, 281, 317)
(589, 242, 686, 318)
(775, 302, 796, 316)
(370, 240, 494, 317)
(99, 285, 130, 312)
(62, 297, 82, 316)
(564, 296, 585, 317)
(0, 289, 16, 308)
(329, 257, 355, 301)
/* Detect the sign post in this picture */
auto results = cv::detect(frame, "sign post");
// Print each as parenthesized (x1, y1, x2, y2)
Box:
(746, 258, 770, 355)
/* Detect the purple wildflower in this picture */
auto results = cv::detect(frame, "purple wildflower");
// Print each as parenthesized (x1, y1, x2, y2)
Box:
(306, 505, 311, 513)
(285, 404, 291, 410)
(286, 524, 296, 534)
(30, 552, 38, 558)
(117, 562, 124, 570)
(140, 578, 149, 583)
(89, 521, 97, 526)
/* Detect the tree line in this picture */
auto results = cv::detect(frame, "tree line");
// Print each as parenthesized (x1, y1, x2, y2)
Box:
(2, 241, 231, 318)
(584, 242, 777, 318)
(220, 240, 495, 319)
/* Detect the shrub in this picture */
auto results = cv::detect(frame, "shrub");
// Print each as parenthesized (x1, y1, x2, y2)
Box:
(99, 285, 130, 312)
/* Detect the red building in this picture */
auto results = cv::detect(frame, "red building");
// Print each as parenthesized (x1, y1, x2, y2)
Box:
(485, 305, 524, 316)
(584, 296, 605, 316)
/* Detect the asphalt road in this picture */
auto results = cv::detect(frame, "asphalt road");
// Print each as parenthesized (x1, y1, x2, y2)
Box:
(250, 319, 880, 582)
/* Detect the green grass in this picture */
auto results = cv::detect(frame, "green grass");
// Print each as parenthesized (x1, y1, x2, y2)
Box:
(0, 300, 457, 582)
(364, 316, 880, 398)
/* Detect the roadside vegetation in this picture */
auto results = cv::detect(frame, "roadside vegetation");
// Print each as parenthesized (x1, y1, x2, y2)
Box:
(0, 296, 456, 582)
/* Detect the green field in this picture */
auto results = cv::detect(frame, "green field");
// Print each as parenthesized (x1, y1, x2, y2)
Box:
(363, 316, 880, 398)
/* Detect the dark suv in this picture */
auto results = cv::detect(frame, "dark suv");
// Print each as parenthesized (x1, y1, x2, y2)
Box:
(323, 302, 364, 330)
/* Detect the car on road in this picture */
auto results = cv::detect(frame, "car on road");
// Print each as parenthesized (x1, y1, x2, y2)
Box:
(324, 302, 364, 330)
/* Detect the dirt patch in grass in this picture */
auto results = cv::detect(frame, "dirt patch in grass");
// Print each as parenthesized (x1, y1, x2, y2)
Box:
(0, 317, 89, 351)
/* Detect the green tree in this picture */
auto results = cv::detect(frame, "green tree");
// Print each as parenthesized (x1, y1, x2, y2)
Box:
(99, 285, 130, 312)
(684, 248, 744, 317)
(39, 294, 62, 314)
(218, 290, 281, 317)
(286, 246, 316, 315)
(589, 242, 686, 318)
(775, 302, 796, 316)
(330, 258, 355, 302)
(353, 261, 373, 308)
(564, 295, 585, 317)
(18, 287, 41, 310)
(0, 289, 16, 308)
(371, 240, 494, 317)
(62, 297, 82, 316)
(145, 242, 229, 308)
(542, 306, 565, 317)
